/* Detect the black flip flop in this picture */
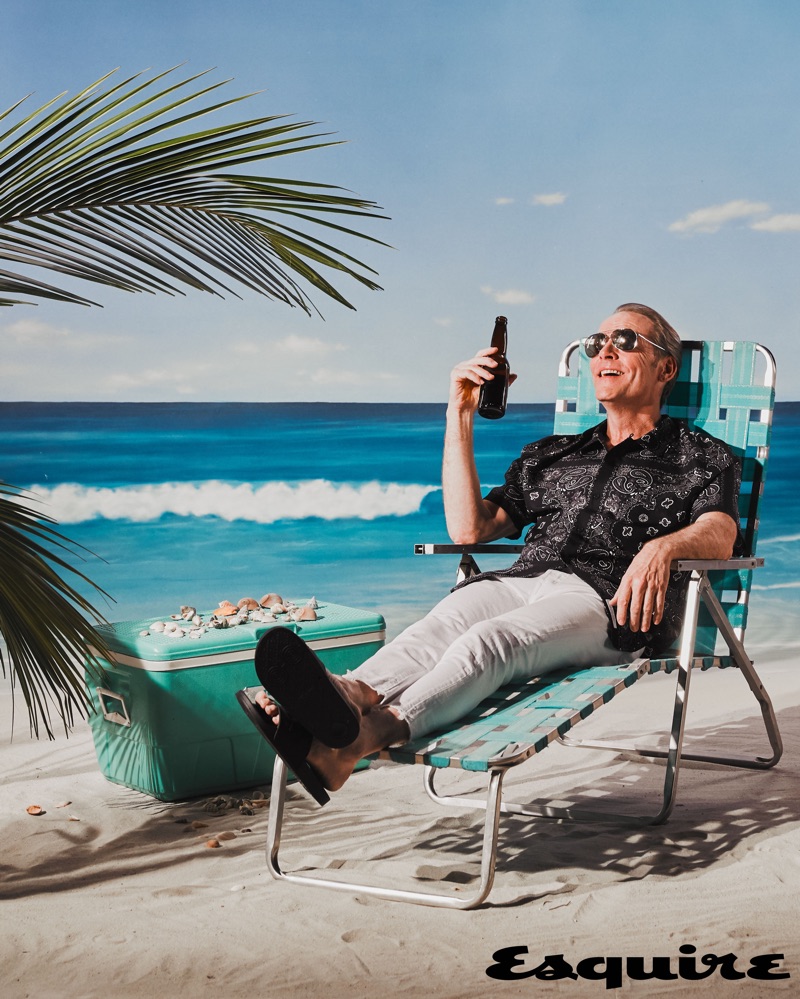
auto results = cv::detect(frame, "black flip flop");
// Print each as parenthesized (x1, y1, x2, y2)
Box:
(235, 689, 330, 806)
(254, 627, 360, 749)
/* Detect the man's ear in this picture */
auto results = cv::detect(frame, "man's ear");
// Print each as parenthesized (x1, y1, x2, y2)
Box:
(659, 355, 678, 384)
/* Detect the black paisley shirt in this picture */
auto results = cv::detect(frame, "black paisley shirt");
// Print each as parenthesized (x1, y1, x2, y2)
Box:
(466, 415, 743, 654)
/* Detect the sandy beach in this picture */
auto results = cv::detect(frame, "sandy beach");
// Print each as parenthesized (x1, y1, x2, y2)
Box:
(2, 637, 797, 999)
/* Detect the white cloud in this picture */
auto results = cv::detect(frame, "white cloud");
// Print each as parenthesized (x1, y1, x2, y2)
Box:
(102, 364, 210, 394)
(494, 197, 515, 206)
(750, 213, 800, 232)
(668, 199, 770, 234)
(434, 317, 453, 327)
(480, 285, 535, 305)
(531, 192, 567, 206)
(232, 341, 260, 355)
(270, 334, 346, 356)
(306, 367, 397, 386)
(230, 334, 347, 358)
(4, 319, 68, 342)
(2, 318, 122, 347)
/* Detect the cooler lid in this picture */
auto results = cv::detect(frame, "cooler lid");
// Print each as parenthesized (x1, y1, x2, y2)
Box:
(94, 599, 385, 664)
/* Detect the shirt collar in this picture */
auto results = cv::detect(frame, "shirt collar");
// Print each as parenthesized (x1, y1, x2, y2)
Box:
(587, 414, 676, 454)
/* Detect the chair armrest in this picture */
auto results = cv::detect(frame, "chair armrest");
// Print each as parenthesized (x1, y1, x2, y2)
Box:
(673, 557, 764, 571)
(414, 543, 525, 556)
(415, 548, 764, 570)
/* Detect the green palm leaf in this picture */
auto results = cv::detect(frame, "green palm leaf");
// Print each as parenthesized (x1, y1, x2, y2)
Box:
(0, 65, 388, 312)
(0, 483, 114, 738)
(0, 67, 389, 737)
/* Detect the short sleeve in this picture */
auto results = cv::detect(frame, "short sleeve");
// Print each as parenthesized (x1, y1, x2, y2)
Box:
(484, 455, 532, 539)
(689, 441, 745, 554)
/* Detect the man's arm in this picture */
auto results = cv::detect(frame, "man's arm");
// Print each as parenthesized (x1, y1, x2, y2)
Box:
(610, 511, 738, 634)
(443, 348, 516, 544)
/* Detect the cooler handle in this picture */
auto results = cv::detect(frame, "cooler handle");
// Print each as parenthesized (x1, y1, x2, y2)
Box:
(96, 687, 131, 727)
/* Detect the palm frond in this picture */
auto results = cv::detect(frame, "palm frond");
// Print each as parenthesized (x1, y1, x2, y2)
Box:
(0, 66, 388, 312)
(0, 483, 114, 738)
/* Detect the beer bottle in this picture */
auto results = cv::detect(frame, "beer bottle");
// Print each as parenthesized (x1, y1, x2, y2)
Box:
(477, 316, 509, 419)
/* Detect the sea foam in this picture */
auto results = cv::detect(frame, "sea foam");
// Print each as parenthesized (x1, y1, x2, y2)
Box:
(29, 480, 439, 524)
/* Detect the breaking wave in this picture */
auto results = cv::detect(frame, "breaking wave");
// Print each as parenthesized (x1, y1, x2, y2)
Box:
(29, 480, 440, 524)
(759, 533, 800, 545)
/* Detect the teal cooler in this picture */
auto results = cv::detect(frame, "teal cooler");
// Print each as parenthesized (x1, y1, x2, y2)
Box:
(86, 600, 385, 801)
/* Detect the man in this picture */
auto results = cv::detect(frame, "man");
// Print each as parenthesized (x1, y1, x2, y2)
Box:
(237, 303, 741, 806)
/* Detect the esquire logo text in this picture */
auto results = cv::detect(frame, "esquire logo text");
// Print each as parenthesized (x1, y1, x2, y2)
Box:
(486, 946, 789, 989)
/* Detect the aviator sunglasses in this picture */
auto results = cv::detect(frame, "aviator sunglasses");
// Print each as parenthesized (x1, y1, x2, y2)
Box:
(583, 328, 667, 358)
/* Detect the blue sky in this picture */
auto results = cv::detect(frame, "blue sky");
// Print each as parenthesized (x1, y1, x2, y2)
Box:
(2, 0, 800, 401)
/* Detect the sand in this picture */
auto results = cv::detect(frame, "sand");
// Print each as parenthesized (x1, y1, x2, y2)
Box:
(1, 646, 798, 998)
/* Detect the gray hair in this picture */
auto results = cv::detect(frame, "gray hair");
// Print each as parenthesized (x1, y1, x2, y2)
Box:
(614, 302, 682, 404)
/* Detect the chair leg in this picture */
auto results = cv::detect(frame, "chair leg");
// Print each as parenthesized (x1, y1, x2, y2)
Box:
(554, 571, 781, 822)
(562, 573, 782, 768)
(692, 573, 783, 767)
(265, 755, 507, 908)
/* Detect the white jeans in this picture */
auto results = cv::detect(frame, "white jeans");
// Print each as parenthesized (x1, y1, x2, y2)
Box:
(349, 570, 635, 740)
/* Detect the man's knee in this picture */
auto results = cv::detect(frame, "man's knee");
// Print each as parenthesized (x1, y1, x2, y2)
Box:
(460, 618, 536, 664)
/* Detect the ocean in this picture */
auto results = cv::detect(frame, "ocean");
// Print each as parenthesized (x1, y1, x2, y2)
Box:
(2, 401, 798, 648)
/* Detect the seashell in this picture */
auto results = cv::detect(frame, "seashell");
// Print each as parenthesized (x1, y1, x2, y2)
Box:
(55, 801, 72, 808)
(26, 804, 44, 815)
(208, 617, 227, 629)
(168, 626, 186, 638)
(293, 605, 317, 622)
(307, 596, 319, 609)
(180, 605, 197, 620)
(260, 593, 283, 608)
(270, 602, 287, 614)
(191, 820, 208, 829)
(139, 630, 150, 637)
(215, 601, 238, 617)
(150, 621, 166, 633)
(191, 614, 203, 626)
(205, 838, 221, 849)
(216, 831, 237, 841)
(238, 597, 260, 611)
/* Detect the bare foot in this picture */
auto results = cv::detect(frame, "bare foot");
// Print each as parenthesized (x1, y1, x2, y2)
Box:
(251, 670, 405, 793)
(307, 705, 410, 791)
(254, 672, 379, 726)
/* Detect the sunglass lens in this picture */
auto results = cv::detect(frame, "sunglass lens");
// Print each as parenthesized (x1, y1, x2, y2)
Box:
(584, 334, 605, 357)
(614, 329, 638, 351)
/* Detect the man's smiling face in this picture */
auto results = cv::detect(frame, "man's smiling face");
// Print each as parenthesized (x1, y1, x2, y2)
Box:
(590, 311, 674, 412)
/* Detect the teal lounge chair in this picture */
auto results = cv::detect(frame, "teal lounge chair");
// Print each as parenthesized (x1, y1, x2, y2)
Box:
(264, 340, 782, 908)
